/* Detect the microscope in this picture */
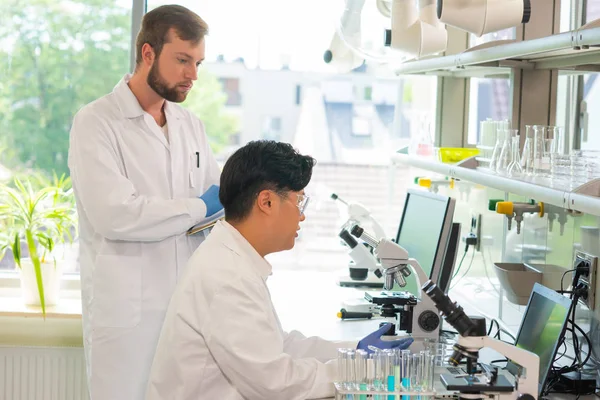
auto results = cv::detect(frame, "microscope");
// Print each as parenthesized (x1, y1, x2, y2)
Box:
(350, 224, 441, 345)
(333, 193, 385, 288)
(422, 280, 540, 400)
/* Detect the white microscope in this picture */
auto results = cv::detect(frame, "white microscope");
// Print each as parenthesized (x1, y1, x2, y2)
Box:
(332, 193, 385, 288)
(350, 224, 442, 346)
(422, 280, 540, 400)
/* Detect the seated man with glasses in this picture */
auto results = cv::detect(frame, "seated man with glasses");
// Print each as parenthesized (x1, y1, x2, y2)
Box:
(146, 140, 412, 400)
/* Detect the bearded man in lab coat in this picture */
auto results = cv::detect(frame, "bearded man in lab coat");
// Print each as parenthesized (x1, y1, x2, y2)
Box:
(146, 140, 413, 400)
(68, 5, 223, 400)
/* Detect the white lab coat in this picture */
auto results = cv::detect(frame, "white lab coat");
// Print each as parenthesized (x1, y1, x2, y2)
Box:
(146, 221, 356, 400)
(68, 74, 221, 400)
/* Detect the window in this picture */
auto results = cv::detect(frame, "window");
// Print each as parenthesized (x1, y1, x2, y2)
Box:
(586, 0, 600, 24)
(467, 28, 514, 145)
(467, 78, 511, 145)
(0, 0, 132, 274)
(218, 77, 242, 106)
(144, 0, 438, 274)
(579, 74, 600, 150)
(295, 85, 301, 105)
(262, 116, 282, 140)
(364, 86, 373, 101)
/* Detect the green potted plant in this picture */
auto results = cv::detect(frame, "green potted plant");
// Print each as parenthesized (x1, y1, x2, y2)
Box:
(0, 174, 77, 316)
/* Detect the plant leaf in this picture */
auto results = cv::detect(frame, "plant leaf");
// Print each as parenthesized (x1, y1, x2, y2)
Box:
(26, 229, 46, 317)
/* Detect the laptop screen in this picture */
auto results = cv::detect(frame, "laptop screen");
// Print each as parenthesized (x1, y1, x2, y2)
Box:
(506, 283, 572, 395)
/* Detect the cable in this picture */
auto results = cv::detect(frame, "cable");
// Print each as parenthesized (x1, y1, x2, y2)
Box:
(480, 248, 501, 296)
(452, 246, 469, 280)
(560, 269, 576, 292)
(450, 248, 476, 290)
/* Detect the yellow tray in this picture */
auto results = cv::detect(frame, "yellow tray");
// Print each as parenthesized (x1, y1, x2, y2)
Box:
(438, 147, 479, 164)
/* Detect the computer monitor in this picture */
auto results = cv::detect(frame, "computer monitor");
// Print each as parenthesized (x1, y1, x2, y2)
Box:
(394, 189, 456, 296)
(437, 222, 461, 294)
(506, 283, 573, 396)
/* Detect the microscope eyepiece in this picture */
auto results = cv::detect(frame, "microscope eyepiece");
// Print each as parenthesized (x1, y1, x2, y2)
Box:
(421, 281, 477, 337)
(339, 229, 358, 249)
(350, 225, 364, 238)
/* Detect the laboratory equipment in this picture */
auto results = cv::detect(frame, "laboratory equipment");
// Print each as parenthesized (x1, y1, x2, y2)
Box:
(351, 224, 442, 343)
(334, 347, 436, 399)
(505, 283, 573, 395)
(493, 200, 544, 234)
(385, 0, 448, 58)
(422, 280, 542, 400)
(323, 0, 365, 72)
(332, 193, 385, 288)
(437, 0, 531, 37)
(395, 189, 456, 297)
(436, 222, 461, 294)
(326, 0, 530, 72)
(497, 129, 517, 175)
(507, 135, 523, 177)
(332, 193, 387, 241)
(521, 125, 534, 175)
(338, 228, 383, 287)
(415, 176, 455, 194)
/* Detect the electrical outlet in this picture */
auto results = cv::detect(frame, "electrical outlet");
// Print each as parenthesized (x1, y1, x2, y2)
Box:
(471, 213, 482, 251)
(574, 250, 598, 310)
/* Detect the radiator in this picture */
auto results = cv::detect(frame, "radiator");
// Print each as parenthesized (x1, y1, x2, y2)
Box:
(0, 346, 89, 400)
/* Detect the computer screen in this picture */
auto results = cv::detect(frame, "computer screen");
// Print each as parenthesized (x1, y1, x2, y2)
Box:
(506, 283, 573, 395)
(437, 222, 461, 294)
(395, 190, 455, 296)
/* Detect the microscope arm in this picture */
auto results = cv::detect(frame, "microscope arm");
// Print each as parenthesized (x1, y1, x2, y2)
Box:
(458, 335, 540, 399)
(366, 214, 387, 242)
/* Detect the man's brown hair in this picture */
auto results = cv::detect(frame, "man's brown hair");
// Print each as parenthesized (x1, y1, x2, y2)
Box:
(135, 5, 208, 66)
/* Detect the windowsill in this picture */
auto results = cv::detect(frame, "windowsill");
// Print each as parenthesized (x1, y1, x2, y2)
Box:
(0, 290, 82, 319)
(0, 288, 83, 347)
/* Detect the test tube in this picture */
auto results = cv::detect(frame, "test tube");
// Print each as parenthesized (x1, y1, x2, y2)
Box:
(401, 350, 411, 400)
(411, 353, 421, 392)
(337, 349, 347, 387)
(384, 350, 396, 400)
(346, 350, 356, 392)
(425, 354, 435, 392)
(356, 349, 368, 400)
(373, 349, 384, 400)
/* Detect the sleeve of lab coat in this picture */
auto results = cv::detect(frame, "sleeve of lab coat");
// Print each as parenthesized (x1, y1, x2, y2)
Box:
(205, 277, 337, 400)
(68, 109, 209, 242)
(283, 330, 359, 363)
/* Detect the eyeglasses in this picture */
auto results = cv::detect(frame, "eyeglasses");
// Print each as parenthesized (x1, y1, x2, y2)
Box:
(296, 193, 310, 215)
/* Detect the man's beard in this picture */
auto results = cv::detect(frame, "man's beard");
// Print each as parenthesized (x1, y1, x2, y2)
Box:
(147, 62, 186, 103)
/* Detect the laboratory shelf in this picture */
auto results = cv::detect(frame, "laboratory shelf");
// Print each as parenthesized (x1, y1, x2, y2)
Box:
(391, 21, 600, 77)
(392, 153, 600, 216)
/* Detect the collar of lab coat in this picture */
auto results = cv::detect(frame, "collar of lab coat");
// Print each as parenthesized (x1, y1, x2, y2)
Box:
(113, 74, 182, 122)
(216, 221, 273, 280)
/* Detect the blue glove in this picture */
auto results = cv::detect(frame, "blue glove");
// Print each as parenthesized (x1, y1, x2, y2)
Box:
(199, 185, 224, 217)
(357, 323, 414, 354)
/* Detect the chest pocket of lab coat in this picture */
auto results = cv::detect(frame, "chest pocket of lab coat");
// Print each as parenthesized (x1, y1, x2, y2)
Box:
(189, 152, 199, 194)
(92, 255, 142, 328)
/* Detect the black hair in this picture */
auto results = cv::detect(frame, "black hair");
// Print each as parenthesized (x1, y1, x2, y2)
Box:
(220, 140, 316, 222)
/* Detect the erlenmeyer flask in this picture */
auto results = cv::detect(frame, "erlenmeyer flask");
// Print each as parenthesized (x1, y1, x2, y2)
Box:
(489, 124, 505, 173)
(521, 125, 534, 175)
(508, 135, 523, 177)
(497, 129, 517, 175)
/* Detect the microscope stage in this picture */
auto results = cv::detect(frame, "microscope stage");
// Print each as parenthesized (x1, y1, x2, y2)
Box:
(441, 373, 514, 393)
